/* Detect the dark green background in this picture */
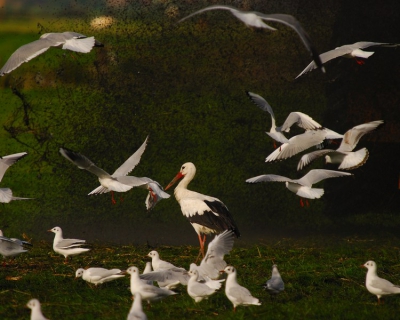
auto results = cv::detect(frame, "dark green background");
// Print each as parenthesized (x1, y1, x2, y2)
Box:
(0, 0, 399, 246)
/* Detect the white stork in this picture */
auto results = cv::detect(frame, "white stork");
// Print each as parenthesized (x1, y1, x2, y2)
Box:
(165, 162, 240, 258)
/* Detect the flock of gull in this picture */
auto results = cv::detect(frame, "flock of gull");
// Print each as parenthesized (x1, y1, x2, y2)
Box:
(0, 3, 398, 319)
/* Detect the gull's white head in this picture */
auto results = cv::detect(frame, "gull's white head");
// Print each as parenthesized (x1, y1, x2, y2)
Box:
(148, 250, 159, 259)
(26, 298, 40, 310)
(48, 226, 62, 234)
(363, 260, 377, 272)
(75, 268, 85, 278)
(127, 266, 139, 275)
(188, 269, 199, 278)
(223, 266, 236, 275)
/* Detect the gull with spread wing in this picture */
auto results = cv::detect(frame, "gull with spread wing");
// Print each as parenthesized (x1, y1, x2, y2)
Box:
(0, 32, 104, 76)
(298, 120, 384, 170)
(0, 152, 32, 203)
(296, 41, 400, 79)
(179, 5, 324, 72)
(246, 169, 352, 206)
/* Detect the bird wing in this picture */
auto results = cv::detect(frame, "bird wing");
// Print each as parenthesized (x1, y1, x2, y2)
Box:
(59, 148, 111, 178)
(297, 169, 352, 186)
(297, 149, 337, 171)
(0, 38, 57, 76)
(55, 238, 86, 248)
(279, 112, 322, 132)
(370, 277, 400, 293)
(178, 5, 240, 23)
(140, 269, 189, 285)
(0, 152, 27, 182)
(246, 174, 293, 184)
(257, 13, 323, 71)
(265, 130, 326, 162)
(246, 91, 275, 120)
(112, 136, 148, 177)
(337, 120, 383, 152)
(228, 285, 252, 300)
(0, 188, 14, 203)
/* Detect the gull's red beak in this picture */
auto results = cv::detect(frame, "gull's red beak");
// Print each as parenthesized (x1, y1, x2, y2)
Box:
(165, 172, 184, 190)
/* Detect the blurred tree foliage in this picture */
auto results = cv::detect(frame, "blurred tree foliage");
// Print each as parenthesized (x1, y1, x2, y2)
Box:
(0, 0, 398, 244)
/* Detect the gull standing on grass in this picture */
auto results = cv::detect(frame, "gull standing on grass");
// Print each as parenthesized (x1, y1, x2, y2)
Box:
(165, 162, 240, 258)
(297, 120, 384, 171)
(295, 41, 400, 78)
(126, 266, 177, 304)
(48, 226, 90, 262)
(0, 152, 32, 203)
(222, 266, 261, 311)
(179, 5, 324, 73)
(143, 250, 189, 289)
(246, 169, 352, 206)
(0, 230, 32, 258)
(187, 269, 224, 302)
(26, 299, 49, 320)
(127, 293, 148, 320)
(0, 32, 104, 76)
(75, 267, 125, 285)
(362, 260, 400, 304)
(263, 264, 284, 294)
(59, 136, 148, 204)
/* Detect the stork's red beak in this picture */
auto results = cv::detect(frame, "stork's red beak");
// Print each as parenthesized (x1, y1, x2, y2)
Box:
(165, 172, 184, 190)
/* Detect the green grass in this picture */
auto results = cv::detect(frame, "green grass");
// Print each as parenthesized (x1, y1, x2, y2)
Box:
(1, 236, 400, 319)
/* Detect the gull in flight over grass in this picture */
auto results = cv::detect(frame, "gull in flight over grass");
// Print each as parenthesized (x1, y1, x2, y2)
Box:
(297, 120, 384, 171)
(126, 266, 177, 304)
(179, 5, 324, 73)
(48, 226, 90, 262)
(127, 293, 148, 320)
(362, 260, 400, 304)
(60, 136, 150, 204)
(246, 169, 352, 206)
(0, 32, 104, 76)
(222, 266, 261, 311)
(0, 229, 32, 259)
(75, 267, 125, 286)
(190, 230, 235, 280)
(246, 91, 323, 146)
(187, 269, 224, 302)
(296, 41, 400, 78)
(263, 264, 284, 294)
(26, 299, 49, 320)
(165, 162, 240, 259)
(0, 152, 32, 203)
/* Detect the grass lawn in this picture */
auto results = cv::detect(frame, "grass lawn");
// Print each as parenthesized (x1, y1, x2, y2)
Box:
(1, 235, 400, 319)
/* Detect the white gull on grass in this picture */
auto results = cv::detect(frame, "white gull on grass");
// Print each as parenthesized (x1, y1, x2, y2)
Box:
(0, 230, 32, 258)
(223, 266, 261, 311)
(126, 266, 177, 304)
(127, 293, 148, 320)
(363, 260, 400, 304)
(48, 226, 90, 262)
(187, 269, 224, 302)
(27, 299, 49, 320)
(263, 264, 284, 294)
(75, 267, 125, 285)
